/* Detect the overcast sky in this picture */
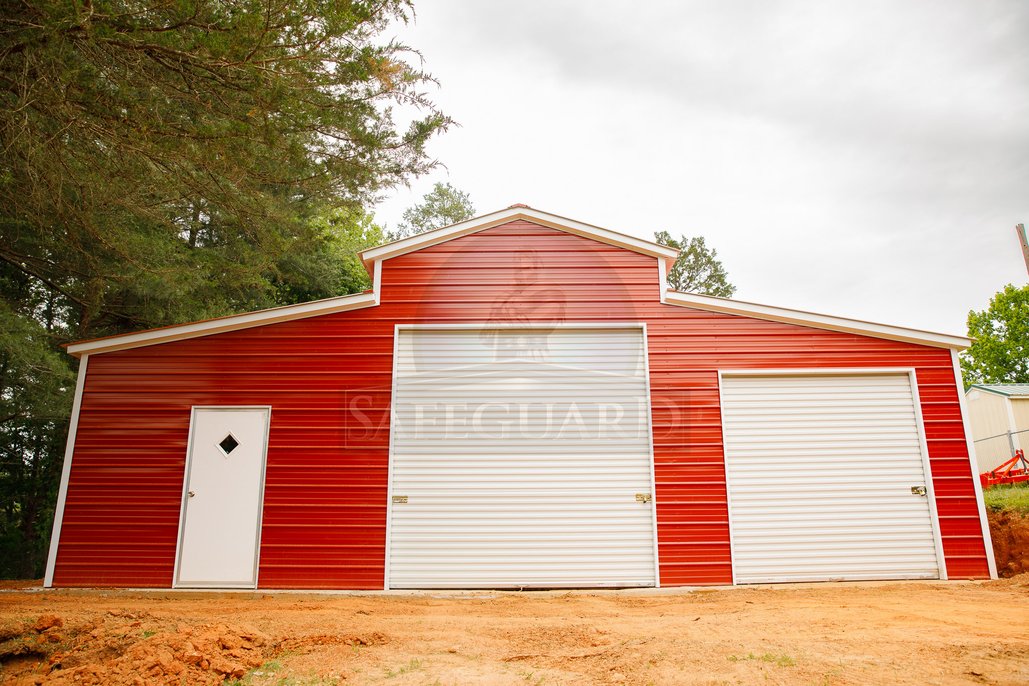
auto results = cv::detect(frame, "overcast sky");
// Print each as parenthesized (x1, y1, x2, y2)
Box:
(373, 1, 1029, 336)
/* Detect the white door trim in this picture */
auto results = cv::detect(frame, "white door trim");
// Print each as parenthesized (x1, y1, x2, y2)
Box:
(715, 371, 739, 586)
(905, 369, 949, 580)
(639, 323, 661, 587)
(395, 322, 650, 331)
(383, 330, 402, 590)
(385, 322, 658, 589)
(718, 367, 947, 583)
(173, 405, 272, 589)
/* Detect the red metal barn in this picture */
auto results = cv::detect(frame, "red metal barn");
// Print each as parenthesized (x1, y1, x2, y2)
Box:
(44, 206, 996, 589)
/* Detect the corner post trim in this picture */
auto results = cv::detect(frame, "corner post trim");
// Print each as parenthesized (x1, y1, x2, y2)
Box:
(43, 353, 90, 587)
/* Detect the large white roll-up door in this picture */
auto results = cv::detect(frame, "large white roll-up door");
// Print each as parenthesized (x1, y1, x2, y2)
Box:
(388, 326, 657, 589)
(721, 373, 943, 584)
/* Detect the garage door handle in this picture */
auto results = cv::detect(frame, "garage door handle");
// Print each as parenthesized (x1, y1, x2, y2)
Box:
(910, 486, 926, 496)
(635, 493, 652, 503)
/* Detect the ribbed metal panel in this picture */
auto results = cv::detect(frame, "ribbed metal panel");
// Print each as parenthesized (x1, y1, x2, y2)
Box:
(722, 374, 942, 583)
(51, 220, 991, 588)
(388, 327, 657, 588)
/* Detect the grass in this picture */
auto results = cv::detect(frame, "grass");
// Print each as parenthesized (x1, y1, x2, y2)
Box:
(383, 658, 422, 678)
(983, 482, 1029, 513)
(727, 652, 796, 667)
(226, 672, 338, 686)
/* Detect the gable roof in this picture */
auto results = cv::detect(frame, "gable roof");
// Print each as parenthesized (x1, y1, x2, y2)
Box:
(358, 204, 679, 268)
(64, 205, 971, 357)
(968, 384, 1029, 398)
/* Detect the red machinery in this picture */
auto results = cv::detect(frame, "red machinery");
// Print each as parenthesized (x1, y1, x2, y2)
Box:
(980, 449, 1029, 488)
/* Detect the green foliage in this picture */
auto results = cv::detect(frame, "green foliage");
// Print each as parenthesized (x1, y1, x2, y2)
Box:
(0, 303, 74, 578)
(275, 207, 386, 303)
(394, 183, 475, 238)
(1, 0, 449, 337)
(961, 284, 1029, 386)
(0, 0, 449, 577)
(983, 482, 1029, 513)
(654, 231, 736, 297)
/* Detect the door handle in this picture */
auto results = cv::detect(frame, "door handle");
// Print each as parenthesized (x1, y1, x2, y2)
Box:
(188, 490, 196, 498)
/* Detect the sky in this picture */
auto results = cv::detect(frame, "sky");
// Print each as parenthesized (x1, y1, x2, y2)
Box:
(372, 1, 1029, 336)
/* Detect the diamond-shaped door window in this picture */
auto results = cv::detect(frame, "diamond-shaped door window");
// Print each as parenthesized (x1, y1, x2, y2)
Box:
(218, 433, 240, 455)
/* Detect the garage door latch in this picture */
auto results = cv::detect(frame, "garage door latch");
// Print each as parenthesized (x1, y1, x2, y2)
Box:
(635, 493, 652, 503)
(910, 486, 926, 496)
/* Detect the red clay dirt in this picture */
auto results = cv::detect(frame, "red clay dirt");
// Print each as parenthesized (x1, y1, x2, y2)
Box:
(1, 515, 1025, 685)
(1, 576, 1028, 686)
(988, 509, 1029, 577)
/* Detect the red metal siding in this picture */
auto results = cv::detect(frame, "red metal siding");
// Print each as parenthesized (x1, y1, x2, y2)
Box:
(52, 220, 991, 587)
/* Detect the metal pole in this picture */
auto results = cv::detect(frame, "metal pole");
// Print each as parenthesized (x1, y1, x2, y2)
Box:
(1017, 223, 1029, 278)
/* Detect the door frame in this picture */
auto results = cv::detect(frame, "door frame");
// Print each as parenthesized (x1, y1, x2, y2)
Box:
(173, 405, 272, 589)
(717, 368, 948, 584)
(384, 322, 660, 590)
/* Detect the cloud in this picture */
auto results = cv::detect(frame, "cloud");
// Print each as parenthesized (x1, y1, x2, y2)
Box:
(377, 1, 1029, 334)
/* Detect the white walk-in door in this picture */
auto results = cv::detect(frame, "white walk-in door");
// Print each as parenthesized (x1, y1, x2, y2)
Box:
(721, 373, 943, 584)
(388, 326, 658, 589)
(175, 407, 270, 588)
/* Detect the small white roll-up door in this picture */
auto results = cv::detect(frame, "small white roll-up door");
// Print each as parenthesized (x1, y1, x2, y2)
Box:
(388, 326, 657, 589)
(721, 373, 943, 584)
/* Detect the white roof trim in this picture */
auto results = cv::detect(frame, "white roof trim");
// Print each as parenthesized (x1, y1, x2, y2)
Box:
(65, 207, 969, 356)
(967, 384, 1029, 398)
(360, 205, 679, 264)
(66, 291, 377, 357)
(665, 291, 970, 350)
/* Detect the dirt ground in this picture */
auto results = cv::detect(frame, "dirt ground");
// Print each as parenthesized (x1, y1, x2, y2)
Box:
(1, 576, 1027, 686)
(988, 509, 1029, 577)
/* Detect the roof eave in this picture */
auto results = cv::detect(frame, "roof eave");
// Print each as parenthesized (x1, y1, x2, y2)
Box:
(967, 384, 1029, 398)
(65, 291, 378, 357)
(664, 290, 971, 350)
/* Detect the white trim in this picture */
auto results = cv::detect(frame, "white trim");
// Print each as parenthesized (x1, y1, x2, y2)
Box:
(172, 406, 199, 589)
(395, 322, 648, 331)
(665, 291, 970, 350)
(951, 350, 999, 579)
(372, 259, 383, 306)
(968, 384, 1029, 399)
(360, 206, 680, 265)
(715, 372, 739, 586)
(384, 322, 659, 589)
(906, 369, 949, 580)
(720, 367, 924, 377)
(383, 326, 402, 590)
(43, 354, 89, 587)
(173, 405, 272, 589)
(62, 208, 969, 359)
(718, 367, 949, 583)
(640, 322, 662, 587)
(657, 258, 668, 304)
(66, 291, 376, 357)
